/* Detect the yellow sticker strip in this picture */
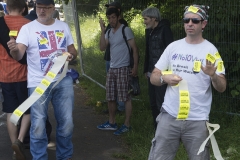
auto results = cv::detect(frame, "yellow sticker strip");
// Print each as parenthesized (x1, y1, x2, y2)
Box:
(177, 90, 190, 120)
(188, 6, 199, 13)
(39, 38, 48, 45)
(217, 61, 224, 72)
(193, 61, 201, 72)
(13, 109, 23, 117)
(9, 31, 18, 36)
(56, 32, 64, 38)
(41, 79, 50, 87)
(214, 52, 221, 60)
(206, 53, 216, 63)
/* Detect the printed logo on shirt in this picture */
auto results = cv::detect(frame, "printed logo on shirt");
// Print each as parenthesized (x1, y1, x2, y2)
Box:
(36, 30, 66, 75)
(172, 53, 204, 63)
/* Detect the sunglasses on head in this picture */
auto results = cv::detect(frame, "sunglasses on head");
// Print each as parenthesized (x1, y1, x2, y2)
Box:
(183, 18, 204, 24)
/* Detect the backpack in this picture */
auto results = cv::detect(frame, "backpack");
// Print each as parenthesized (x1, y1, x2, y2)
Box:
(107, 25, 138, 68)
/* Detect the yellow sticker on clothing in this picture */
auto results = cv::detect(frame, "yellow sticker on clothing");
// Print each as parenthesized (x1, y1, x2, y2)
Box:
(180, 90, 189, 97)
(217, 61, 224, 72)
(188, 6, 199, 13)
(214, 52, 221, 60)
(193, 61, 201, 72)
(179, 103, 190, 110)
(39, 38, 48, 45)
(9, 31, 18, 36)
(35, 87, 44, 95)
(13, 109, 23, 117)
(56, 32, 64, 38)
(41, 79, 50, 87)
(206, 53, 216, 63)
(162, 71, 172, 75)
(47, 72, 56, 79)
(180, 97, 190, 104)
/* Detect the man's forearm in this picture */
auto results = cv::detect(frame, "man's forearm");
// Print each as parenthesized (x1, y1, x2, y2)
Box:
(99, 32, 106, 51)
(10, 46, 22, 61)
(150, 68, 163, 86)
(211, 73, 226, 93)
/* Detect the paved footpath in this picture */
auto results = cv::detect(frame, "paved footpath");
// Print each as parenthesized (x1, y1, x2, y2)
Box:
(0, 84, 126, 160)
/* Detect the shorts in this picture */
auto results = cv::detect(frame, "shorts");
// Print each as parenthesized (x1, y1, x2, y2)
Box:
(1, 81, 30, 114)
(106, 67, 131, 102)
(148, 110, 210, 160)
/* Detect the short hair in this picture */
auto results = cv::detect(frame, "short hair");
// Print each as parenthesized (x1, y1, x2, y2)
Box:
(6, 0, 26, 13)
(28, 0, 35, 8)
(142, 7, 161, 22)
(106, 7, 120, 17)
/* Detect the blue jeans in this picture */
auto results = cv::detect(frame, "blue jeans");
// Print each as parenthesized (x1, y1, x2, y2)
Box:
(29, 76, 74, 160)
(106, 61, 125, 111)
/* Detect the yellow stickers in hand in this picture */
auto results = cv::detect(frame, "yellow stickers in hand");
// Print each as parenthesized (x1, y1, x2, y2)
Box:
(162, 71, 172, 75)
(217, 61, 224, 72)
(188, 6, 199, 13)
(56, 32, 64, 38)
(193, 61, 201, 72)
(206, 53, 216, 63)
(39, 38, 48, 45)
(9, 30, 18, 36)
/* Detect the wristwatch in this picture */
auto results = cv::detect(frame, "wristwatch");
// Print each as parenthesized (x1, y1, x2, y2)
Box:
(160, 75, 165, 85)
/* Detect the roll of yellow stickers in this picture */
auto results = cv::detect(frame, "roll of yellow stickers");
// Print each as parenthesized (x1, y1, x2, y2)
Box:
(9, 31, 18, 36)
(56, 32, 64, 38)
(214, 52, 221, 60)
(193, 61, 201, 72)
(10, 54, 69, 125)
(217, 61, 224, 72)
(39, 38, 48, 45)
(188, 6, 199, 13)
(206, 53, 216, 63)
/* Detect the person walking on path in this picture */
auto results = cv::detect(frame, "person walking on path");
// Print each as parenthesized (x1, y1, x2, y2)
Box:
(148, 4, 226, 160)
(97, 8, 138, 136)
(142, 7, 173, 129)
(7, 0, 77, 159)
(0, 0, 31, 159)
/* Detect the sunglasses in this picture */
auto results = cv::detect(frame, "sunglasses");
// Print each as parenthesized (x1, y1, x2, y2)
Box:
(183, 18, 204, 24)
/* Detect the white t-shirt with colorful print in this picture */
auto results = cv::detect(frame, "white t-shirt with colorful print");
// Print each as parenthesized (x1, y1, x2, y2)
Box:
(155, 38, 225, 120)
(16, 19, 74, 88)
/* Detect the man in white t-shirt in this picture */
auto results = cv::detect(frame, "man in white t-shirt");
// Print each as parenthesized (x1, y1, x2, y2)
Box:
(148, 5, 226, 160)
(7, 0, 77, 159)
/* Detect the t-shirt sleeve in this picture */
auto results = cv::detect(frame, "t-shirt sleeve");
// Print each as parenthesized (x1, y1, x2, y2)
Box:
(64, 23, 74, 46)
(155, 44, 171, 71)
(16, 24, 29, 47)
(125, 27, 134, 41)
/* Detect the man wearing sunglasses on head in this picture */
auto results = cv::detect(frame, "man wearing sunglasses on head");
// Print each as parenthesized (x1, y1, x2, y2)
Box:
(148, 5, 226, 160)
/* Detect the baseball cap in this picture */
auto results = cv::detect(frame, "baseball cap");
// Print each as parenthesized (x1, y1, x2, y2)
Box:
(105, 2, 121, 10)
(36, 0, 55, 5)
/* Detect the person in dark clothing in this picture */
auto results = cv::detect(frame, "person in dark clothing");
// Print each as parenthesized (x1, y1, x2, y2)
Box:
(142, 7, 174, 129)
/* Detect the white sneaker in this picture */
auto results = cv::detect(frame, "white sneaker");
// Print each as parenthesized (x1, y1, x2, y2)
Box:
(47, 141, 56, 150)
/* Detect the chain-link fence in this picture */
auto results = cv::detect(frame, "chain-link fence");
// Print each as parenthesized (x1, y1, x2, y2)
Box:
(63, 0, 240, 115)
